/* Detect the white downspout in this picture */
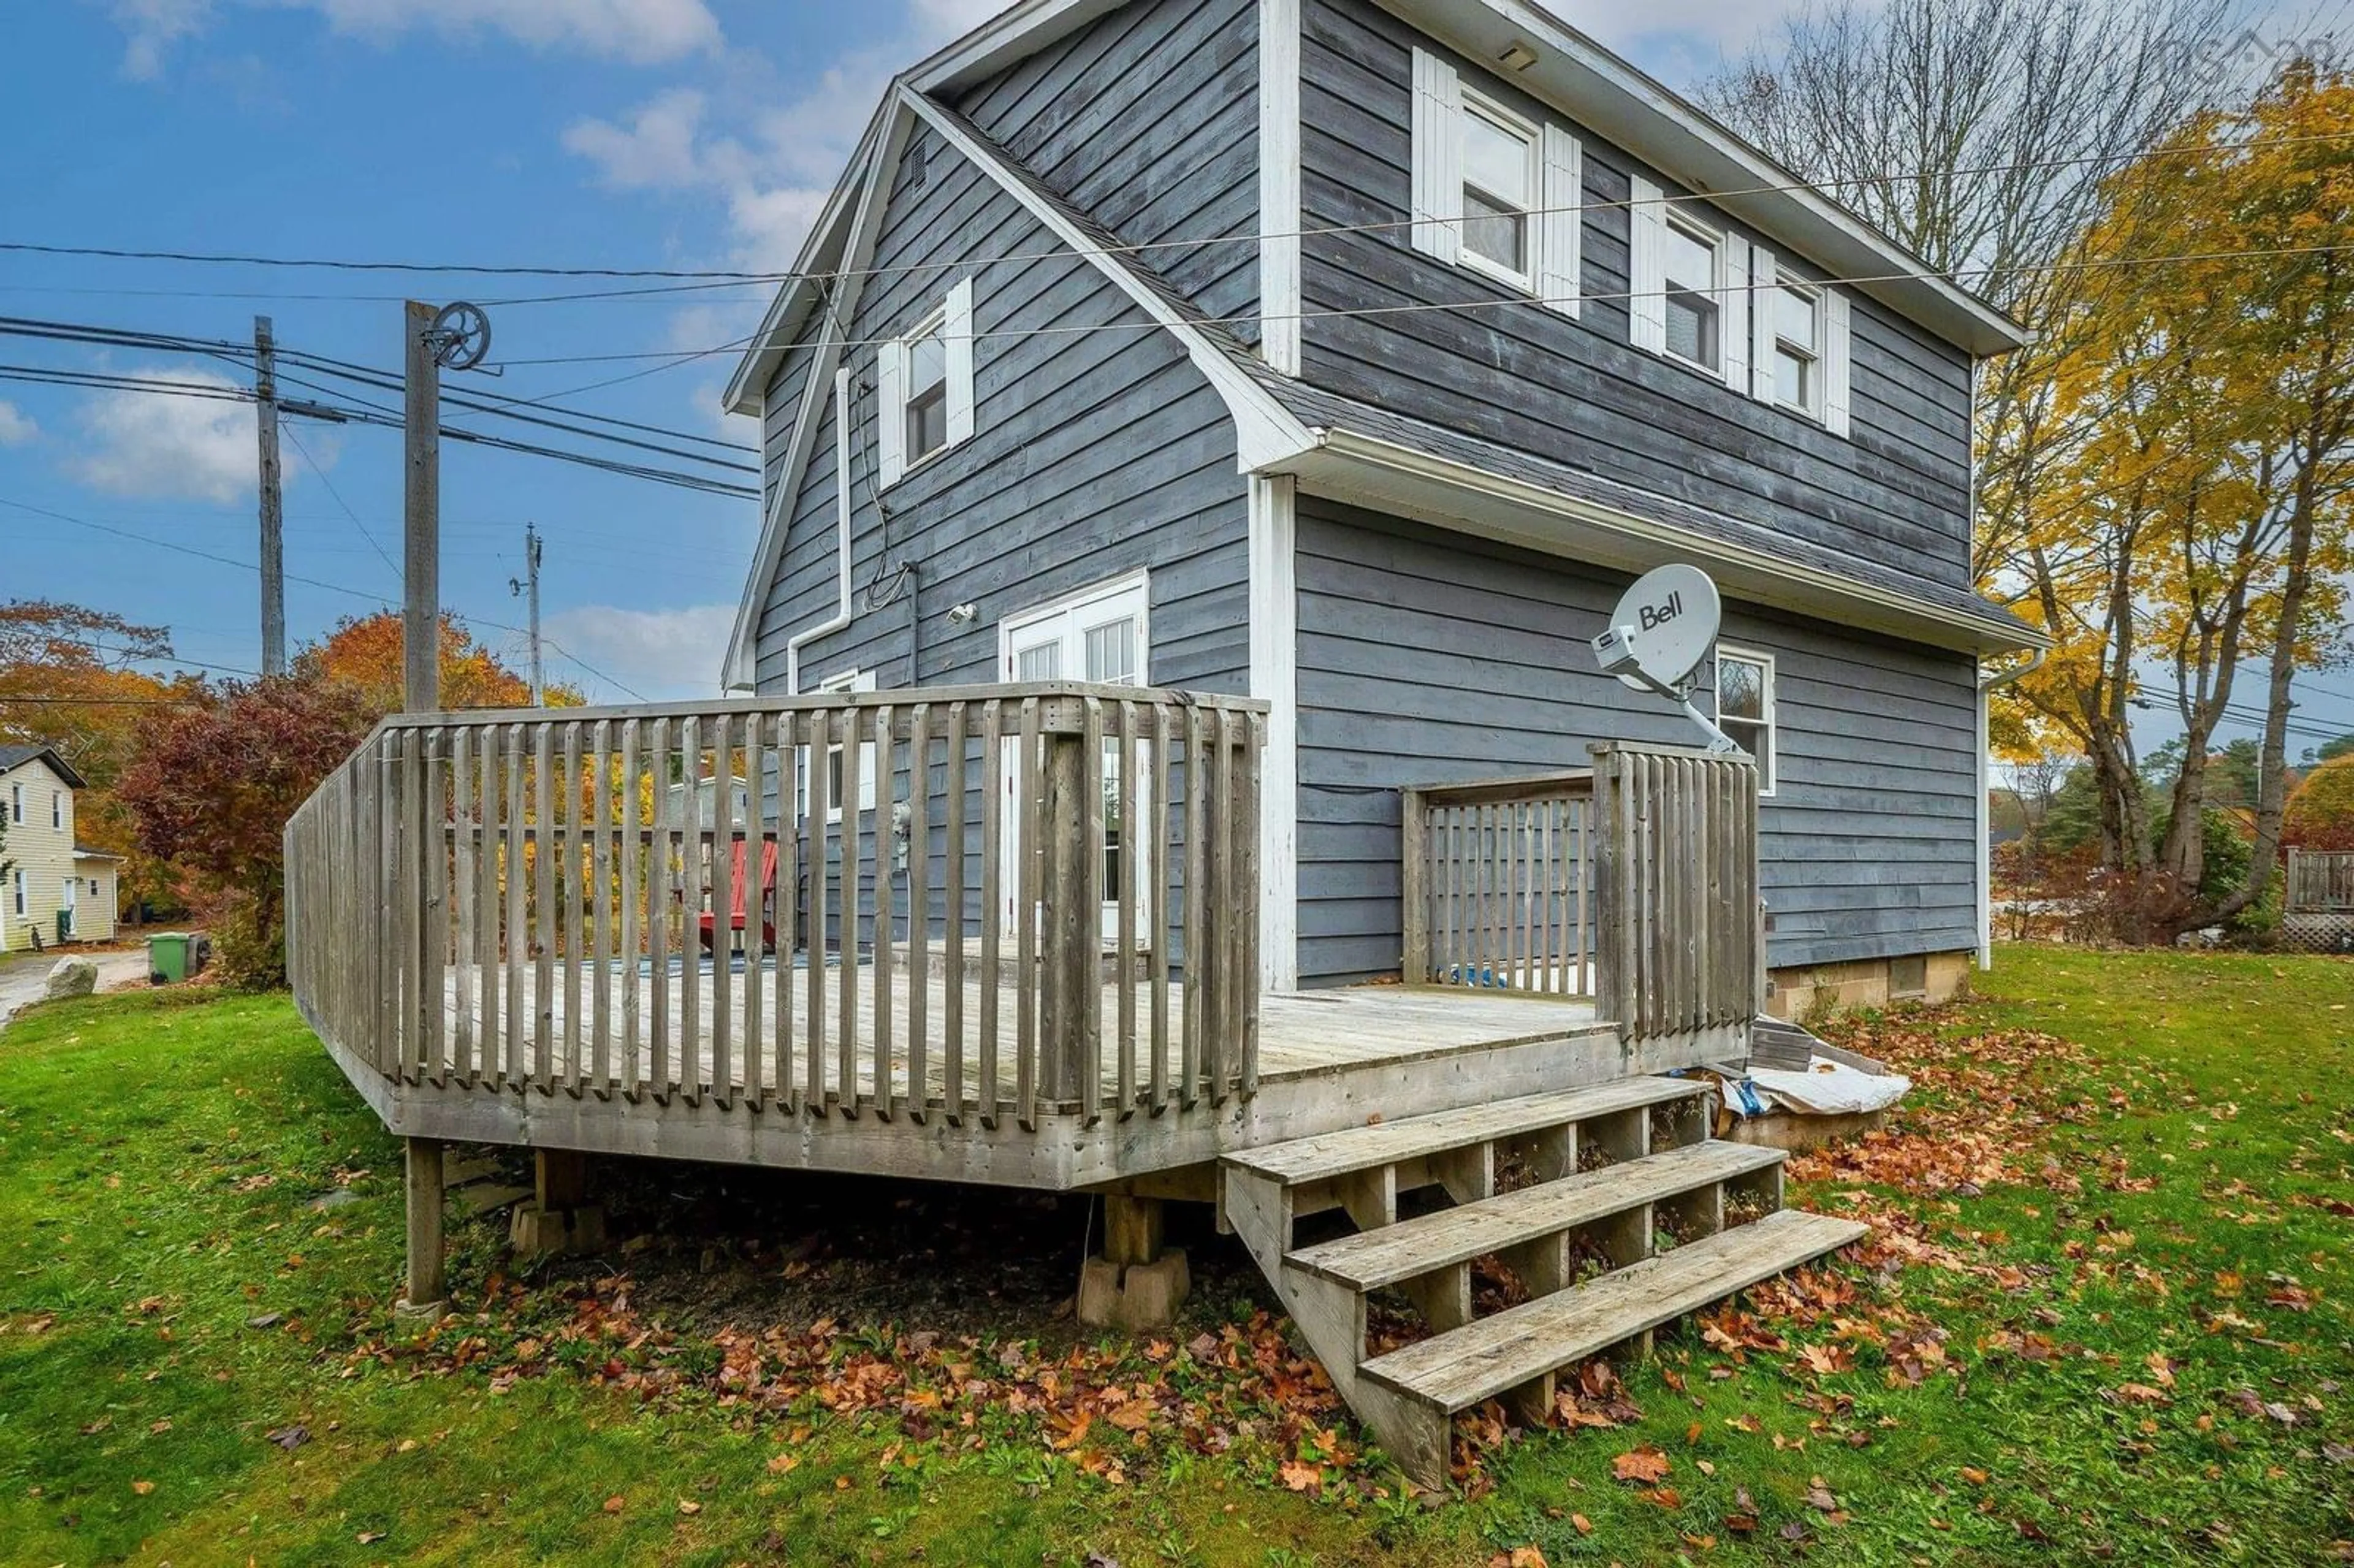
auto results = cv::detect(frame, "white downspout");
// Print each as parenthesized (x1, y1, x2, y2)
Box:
(783, 367, 857, 695)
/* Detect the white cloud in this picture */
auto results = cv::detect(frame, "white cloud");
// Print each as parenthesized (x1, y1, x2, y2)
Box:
(111, 0, 722, 79)
(560, 87, 712, 189)
(543, 602, 735, 701)
(0, 401, 37, 447)
(67, 365, 333, 504)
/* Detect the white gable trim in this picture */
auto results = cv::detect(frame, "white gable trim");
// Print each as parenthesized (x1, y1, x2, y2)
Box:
(901, 90, 1316, 470)
(720, 106, 912, 693)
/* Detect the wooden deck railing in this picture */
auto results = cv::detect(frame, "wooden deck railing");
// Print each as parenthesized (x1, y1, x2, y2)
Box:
(284, 682, 1265, 1128)
(1401, 769, 1598, 996)
(1590, 743, 1760, 1043)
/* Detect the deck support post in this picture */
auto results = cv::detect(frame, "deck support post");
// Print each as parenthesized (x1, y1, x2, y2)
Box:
(511, 1147, 608, 1258)
(1040, 730, 1092, 1106)
(1078, 1193, 1190, 1332)
(397, 1136, 447, 1320)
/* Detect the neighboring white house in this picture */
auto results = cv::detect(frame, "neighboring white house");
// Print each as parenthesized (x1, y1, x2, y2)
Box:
(1, 744, 114, 951)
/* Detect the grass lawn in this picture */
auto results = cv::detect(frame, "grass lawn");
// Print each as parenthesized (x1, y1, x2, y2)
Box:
(1, 946, 2350, 1565)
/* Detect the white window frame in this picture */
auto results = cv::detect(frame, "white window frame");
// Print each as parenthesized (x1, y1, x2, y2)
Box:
(1715, 645, 1778, 797)
(1410, 48, 1582, 318)
(1453, 91, 1541, 294)
(10, 870, 22, 918)
(1659, 210, 1727, 376)
(1769, 279, 1824, 417)
(997, 571, 1154, 944)
(8, 783, 19, 824)
(801, 667, 878, 823)
(876, 276, 975, 489)
(1746, 247, 1852, 435)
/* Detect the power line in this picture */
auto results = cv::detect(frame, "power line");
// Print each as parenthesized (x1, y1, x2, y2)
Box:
(282, 420, 399, 582)
(15, 125, 2354, 313)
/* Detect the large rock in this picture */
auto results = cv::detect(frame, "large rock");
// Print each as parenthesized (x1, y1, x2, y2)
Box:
(43, 958, 97, 1000)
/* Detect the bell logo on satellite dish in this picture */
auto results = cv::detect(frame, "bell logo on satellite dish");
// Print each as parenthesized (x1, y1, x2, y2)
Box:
(1590, 563, 1745, 756)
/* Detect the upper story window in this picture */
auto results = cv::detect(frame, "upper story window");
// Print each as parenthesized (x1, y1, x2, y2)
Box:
(877, 276, 974, 488)
(1661, 216, 1724, 373)
(50, 791, 61, 829)
(1716, 647, 1777, 796)
(1411, 49, 1582, 316)
(1635, 186, 1855, 436)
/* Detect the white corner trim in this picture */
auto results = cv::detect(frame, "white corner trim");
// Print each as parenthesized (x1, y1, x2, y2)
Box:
(1257, 0, 1302, 377)
(901, 88, 1318, 473)
(1249, 473, 1300, 992)
(1975, 669, 1992, 968)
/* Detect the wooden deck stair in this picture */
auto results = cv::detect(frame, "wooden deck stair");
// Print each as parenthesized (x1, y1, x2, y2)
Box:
(1221, 1079, 1867, 1489)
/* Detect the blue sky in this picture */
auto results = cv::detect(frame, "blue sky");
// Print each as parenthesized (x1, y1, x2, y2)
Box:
(1, 0, 2347, 757)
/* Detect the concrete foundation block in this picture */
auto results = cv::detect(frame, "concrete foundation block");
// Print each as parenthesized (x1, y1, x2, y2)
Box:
(509, 1201, 608, 1258)
(1076, 1248, 1190, 1332)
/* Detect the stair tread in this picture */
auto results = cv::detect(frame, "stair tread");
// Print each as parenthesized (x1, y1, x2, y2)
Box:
(1223, 1079, 1708, 1186)
(1287, 1141, 1786, 1290)
(1360, 1209, 1868, 1414)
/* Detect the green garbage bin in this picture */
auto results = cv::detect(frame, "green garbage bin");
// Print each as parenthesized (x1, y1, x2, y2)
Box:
(148, 933, 191, 986)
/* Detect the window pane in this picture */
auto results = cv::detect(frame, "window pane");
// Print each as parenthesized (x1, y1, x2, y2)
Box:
(1462, 110, 1529, 205)
(1665, 289, 1718, 369)
(1665, 224, 1715, 290)
(908, 325, 947, 397)
(1083, 618, 1137, 684)
(1460, 188, 1525, 273)
(1777, 285, 1818, 350)
(1775, 346, 1810, 409)
(1719, 657, 1764, 721)
(1015, 642, 1061, 682)
(907, 383, 948, 460)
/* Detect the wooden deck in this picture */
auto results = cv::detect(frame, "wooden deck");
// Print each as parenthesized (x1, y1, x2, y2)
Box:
(429, 958, 1599, 1103)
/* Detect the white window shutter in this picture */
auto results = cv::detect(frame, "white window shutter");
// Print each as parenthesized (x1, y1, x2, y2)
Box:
(1628, 175, 1667, 354)
(1823, 290, 1853, 436)
(945, 276, 976, 447)
(876, 338, 906, 487)
(1722, 237, 1750, 394)
(1537, 125, 1582, 317)
(1748, 245, 1778, 401)
(1410, 48, 1461, 265)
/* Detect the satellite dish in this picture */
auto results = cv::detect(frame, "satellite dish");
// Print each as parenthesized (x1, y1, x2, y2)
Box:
(1598, 564, 1721, 693)
(1589, 562, 1742, 755)
(429, 300, 492, 371)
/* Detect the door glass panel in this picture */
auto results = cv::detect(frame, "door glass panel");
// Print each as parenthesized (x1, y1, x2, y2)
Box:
(1014, 642, 1062, 682)
(1083, 618, 1137, 685)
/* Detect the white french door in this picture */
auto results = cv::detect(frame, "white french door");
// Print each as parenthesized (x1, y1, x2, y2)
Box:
(998, 574, 1152, 943)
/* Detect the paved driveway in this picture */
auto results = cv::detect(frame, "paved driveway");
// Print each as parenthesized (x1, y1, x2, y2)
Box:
(0, 948, 153, 1031)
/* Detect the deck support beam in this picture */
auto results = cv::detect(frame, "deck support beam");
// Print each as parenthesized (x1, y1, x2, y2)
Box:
(398, 1136, 447, 1320)
(511, 1147, 608, 1258)
(1078, 1193, 1190, 1332)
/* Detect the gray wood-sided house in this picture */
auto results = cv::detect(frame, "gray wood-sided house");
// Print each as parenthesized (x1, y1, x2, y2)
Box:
(286, 0, 2048, 1491)
(721, 0, 2045, 1018)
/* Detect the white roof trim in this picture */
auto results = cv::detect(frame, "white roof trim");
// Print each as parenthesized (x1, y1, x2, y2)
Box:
(1281, 427, 2049, 656)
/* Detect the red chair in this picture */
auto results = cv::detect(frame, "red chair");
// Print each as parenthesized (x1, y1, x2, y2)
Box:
(698, 839, 780, 954)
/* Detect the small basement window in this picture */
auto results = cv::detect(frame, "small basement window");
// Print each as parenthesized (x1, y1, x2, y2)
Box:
(1716, 647, 1776, 794)
(877, 277, 973, 488)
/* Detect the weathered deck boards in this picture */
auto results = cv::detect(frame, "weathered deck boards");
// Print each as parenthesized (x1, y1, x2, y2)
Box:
(431, 961, 1598, 1106)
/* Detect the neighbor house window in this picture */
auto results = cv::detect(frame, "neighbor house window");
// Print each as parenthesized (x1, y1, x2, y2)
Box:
(1410, 48, 1583, 314)
(1662, 216, 1724, 372)
(51, 791, 61, 829)
(877, 276, 974, 487)
(1771, 283, 1821, 416)
(1716, 647, 1777, 794)
(8, 785, 18, 824)
(10, 871, 21, 917)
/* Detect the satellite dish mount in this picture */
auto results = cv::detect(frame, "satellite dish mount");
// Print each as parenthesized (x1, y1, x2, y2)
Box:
(1589, 563, 1744, 756)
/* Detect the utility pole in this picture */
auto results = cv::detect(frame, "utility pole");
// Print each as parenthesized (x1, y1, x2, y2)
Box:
(402, 300, 440, 714)
(511, 522, 544, 706)
(254, 315, 285, 677)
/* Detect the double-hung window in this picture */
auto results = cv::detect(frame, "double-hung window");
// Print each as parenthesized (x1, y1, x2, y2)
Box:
(1715, 647, 1777, 795)
(51, 791, 61, 830)
(7, 784, 19, 824)
(1411, 49, 1583, 315)
(1661, 216, 1724, 373)
(1770, 282, 1823, 417)
(877, 276, 974, 487)
(807, 667, 878, 822)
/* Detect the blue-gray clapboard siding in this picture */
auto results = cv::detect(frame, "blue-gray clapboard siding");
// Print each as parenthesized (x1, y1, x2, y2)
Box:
(751, 131, 1251, 693)
(1297, 0, 1976, 592)
(953, 0, 1260, 341)
(1294, 498, 1981, 985)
